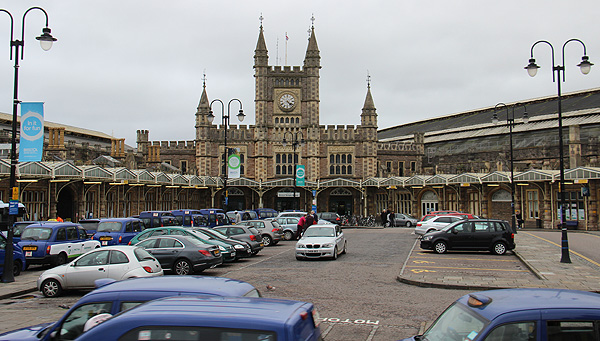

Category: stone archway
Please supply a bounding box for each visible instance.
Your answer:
[57,188,75,221]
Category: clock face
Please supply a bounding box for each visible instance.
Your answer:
[279,94,296,110]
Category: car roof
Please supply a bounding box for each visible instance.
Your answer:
[99,217,140,222]
[24,222,81,229]
[89,276,257,297]
[92,296,311,327]
[460,288,600,319]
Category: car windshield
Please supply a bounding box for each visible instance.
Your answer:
[134,247,156,262]
[78,221,99,231]
[21,227,53,240]
[190,230,211,239]
[304,227,335,237]
[97,222,122,233]
[202,228,228,239]
[420,302,487,341]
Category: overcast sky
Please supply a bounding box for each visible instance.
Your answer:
[1,1,599,147]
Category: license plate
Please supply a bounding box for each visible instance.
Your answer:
[259,243,264,247]
[307,250,320,254]
[99,236,112,241]
[101,241,108,246]
[22,246,37,251]
[25,251,32,257]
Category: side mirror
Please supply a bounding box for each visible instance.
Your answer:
[452,229,458,234]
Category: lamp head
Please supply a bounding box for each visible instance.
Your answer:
[525,58,539,77]
[207,111,215,124]
[578,55,593,75]
[36,27,57,51]
[282,138,288,147]
[491,113,499,125]
[237,109,245,122]
[522,111,529,124]
[300,138,306,146]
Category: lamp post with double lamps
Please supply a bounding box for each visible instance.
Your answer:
[282,131,305,211]
[492,103,529,231]
[0,7,57,283]
[208,99,244,213]
[525,39,593,263]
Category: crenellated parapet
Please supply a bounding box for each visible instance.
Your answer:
[377,141,419,152]
[321,125,360,141]
[153,140,196,150]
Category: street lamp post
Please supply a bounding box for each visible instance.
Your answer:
[525,39,593,263]
[492,103,529,231]
[282,131,304,211]
[0,7,56,283]
[207,99,244,213]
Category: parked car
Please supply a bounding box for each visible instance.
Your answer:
[238,219,283,246]
[0,232,26,277]
[128,226,236,262]
[318,212,342,225]
[296,224,347,260]
[199,208,231,227]
[420,211,475,222]
[226,210,258,222]
[18,222,100,267]
[194,227,253,259]
[11,221,43,243]
[420,218,516,255]
[414,215,465,235]
[400,288,600,341]
[37,245,163,297]
[269,216,300,241]
[0,276,261,341]
[75,296,321,341]
[170,209,202,226]
[91,217,145,246]
[277,211,307,219]
[77,218,101,238]
[254,207,279,219]
[213,225,264,255]
[135,235,222,275]
[391,213,418,227]
[138,211,178,228]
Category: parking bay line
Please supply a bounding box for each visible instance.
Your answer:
[222,248,293,276]
[405,265,529,272]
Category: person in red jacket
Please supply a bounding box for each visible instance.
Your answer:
[296,215,306,240]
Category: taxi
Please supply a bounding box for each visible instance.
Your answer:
[91,217,144,246]
[17,222,100,266]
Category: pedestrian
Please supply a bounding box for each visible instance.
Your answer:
[234,210,242,224]
[312,210,318,223]
[303,213,315,235]
[380,210,387,227]
[296,215,306,240]
[516,211,523,229]
[387,210,395,227]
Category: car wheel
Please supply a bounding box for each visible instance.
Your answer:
[41,279,62,298]
[12,260,22,277]
[284,231,294,241]
[262,235,272,247]
[54,253,68,266]
[433,241,447,254]
[341,241,347,254]
[174,259,192,275]
[405,221,412,227]
[332,247,338,260]
[492,242,507,255]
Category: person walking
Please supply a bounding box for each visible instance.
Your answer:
[387,210,395,227]
[296,215,306,240]
[234,210,242,224]
[380,210,388,227]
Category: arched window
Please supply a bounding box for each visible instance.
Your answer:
[288,165,293,174]
[285,117,289,123]
[348,165,352,174]
[330,165,335,174]
[341,154,346,163]
[336,166,340,174]
[276,165,281,175]
[336,154,340,163]
[341,165,346,174]
[347,154,352,163]
[275,117,279,124]
[276,154,280,163]
[330,155,335,163]
[296,118,299,124]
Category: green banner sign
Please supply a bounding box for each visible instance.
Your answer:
[296,165,305,186]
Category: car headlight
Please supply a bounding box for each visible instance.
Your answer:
[234,244,244,250]
[218,245,226,251]
[422,236,432,241]
[296,243,305,248]
[322,243,334,248]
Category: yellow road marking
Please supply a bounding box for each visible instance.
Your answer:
[405,265,528,272]
[411,255,516,263]
[523,231,600,268]
[411,269,437,273]
[413,260,435,264]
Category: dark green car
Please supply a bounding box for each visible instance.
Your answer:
[129,226,236,262]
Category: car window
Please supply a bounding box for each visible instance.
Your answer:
[473,221,490,232]
[124,222,132,233]
[120,327,276,341]
[170,229,186,236]
[484,321,536,341]
[149,229,167,237]
[76,250,110,266]
[67,227,79,240]
[97,222,123,233]
[109,250,129,264]
[58,301,113,340]
[56,228,67,241]
[132,221,143,233]
[248,227,260,234]
[437,217,450,223]
[231,227,245,234]
[136,239,157,249]
[453,222,472,234]
[157,238,181,248]
[120,301,145,312]
[21,227,53,240]
[134,247,155,261]
[547,321,595,341]
[492,221,508,232]
[77,227,88,239]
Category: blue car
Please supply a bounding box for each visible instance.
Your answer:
[401,288,600,341]
[75,295,321,341]
[170,209,202,226]
[17,222,100,266]
[0,232,26,276]
[91,217,144,246]
[0,276,261,341]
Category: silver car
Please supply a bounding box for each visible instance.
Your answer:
[296,224,347,260]
[37,245,163,297]
[392,213,418,227]
[238,219,283,246]
[414,215,465,235]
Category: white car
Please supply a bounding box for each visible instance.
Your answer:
[414,215,465,235]
[296,224,346,260]
[37,245,163,297]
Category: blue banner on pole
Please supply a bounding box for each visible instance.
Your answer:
[19,102,45,162]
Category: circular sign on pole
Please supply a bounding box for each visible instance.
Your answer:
[228,154,241,169]
[20,111,44,141]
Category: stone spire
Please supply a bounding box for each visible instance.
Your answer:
[361,73,377,127]
[196,73,211,126]
[254,15,268,67]
[303,15,320,68]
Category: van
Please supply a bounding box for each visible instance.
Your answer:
[170,209,202,227]
[254,208,278,219]
[198,208,231,228]
[138,211,178,228]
